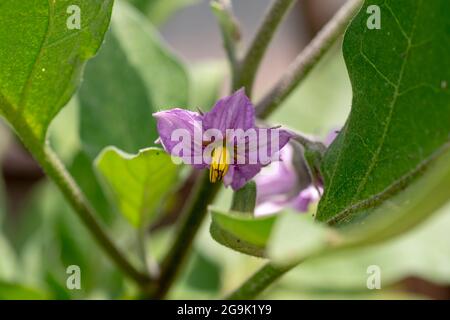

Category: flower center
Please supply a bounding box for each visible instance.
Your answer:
[209,144,230,183]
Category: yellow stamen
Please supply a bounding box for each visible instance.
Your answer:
[209,145,230,183]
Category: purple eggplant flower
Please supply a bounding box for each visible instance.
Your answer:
[254,129,338,216]
[254,144,321,216]
[153,89,294,190]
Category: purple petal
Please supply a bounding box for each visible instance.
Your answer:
[290,186,321,212]
[255,144,297,204]
[325,129,339,147]
[223,164,262,191]
[254,201,286,217]
[203,88,255,133]
[153,109,205,167]
[244,128,295,166]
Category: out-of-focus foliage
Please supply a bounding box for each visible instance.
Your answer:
[0,122,11,158]
[127,0,200,26]
[79,1,189,159]
[0,175,17,282]
[189,61,227,110]
[4,182,128,299]
[279,202,450,294]
[267,212,333,265]
[0,282,47,300]
[96,147,180,228]
[270,46,352,138]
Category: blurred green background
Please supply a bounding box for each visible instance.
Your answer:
[1,0,449,299]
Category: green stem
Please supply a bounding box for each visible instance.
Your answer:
[256,0,363,119]
[233,0,296,94]
[29,143,151,286]
[211,0,241,83]
[137,225,159,278]
[1,90,151,288]
[226,262,294,299]
[230,181,257,215]
[152,172,221,299]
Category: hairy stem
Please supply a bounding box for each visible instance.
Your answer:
[0,90,151,288]
[211,0,241,83]
[226,263,294,299]
[233,0,296,94]
[152,172,221,299]
[256,0,363,118]
[31,144,151,286]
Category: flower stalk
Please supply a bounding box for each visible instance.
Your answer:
[233,0,296,94]
[151,171,222,299]
[211,0,241,82]
[256,0,363,119]
[27,143,151,286]
[226,262,294,299]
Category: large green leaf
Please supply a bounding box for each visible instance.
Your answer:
[317,0,450,225]
[79,0,189,159]
[209,209,277,257]
[269,143,450,266]
[0,0,113,144]
[95,147,179,228]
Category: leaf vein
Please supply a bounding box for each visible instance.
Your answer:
[351,0,422,200]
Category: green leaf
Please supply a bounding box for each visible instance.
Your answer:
[317,0,450,225]
[79,0,189,159]
[271,144,450,268]
[0,0,113,144]
[209,209,277,257]
[342,142,450,245]
[95,147,179,228]
[127,0,200,26]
